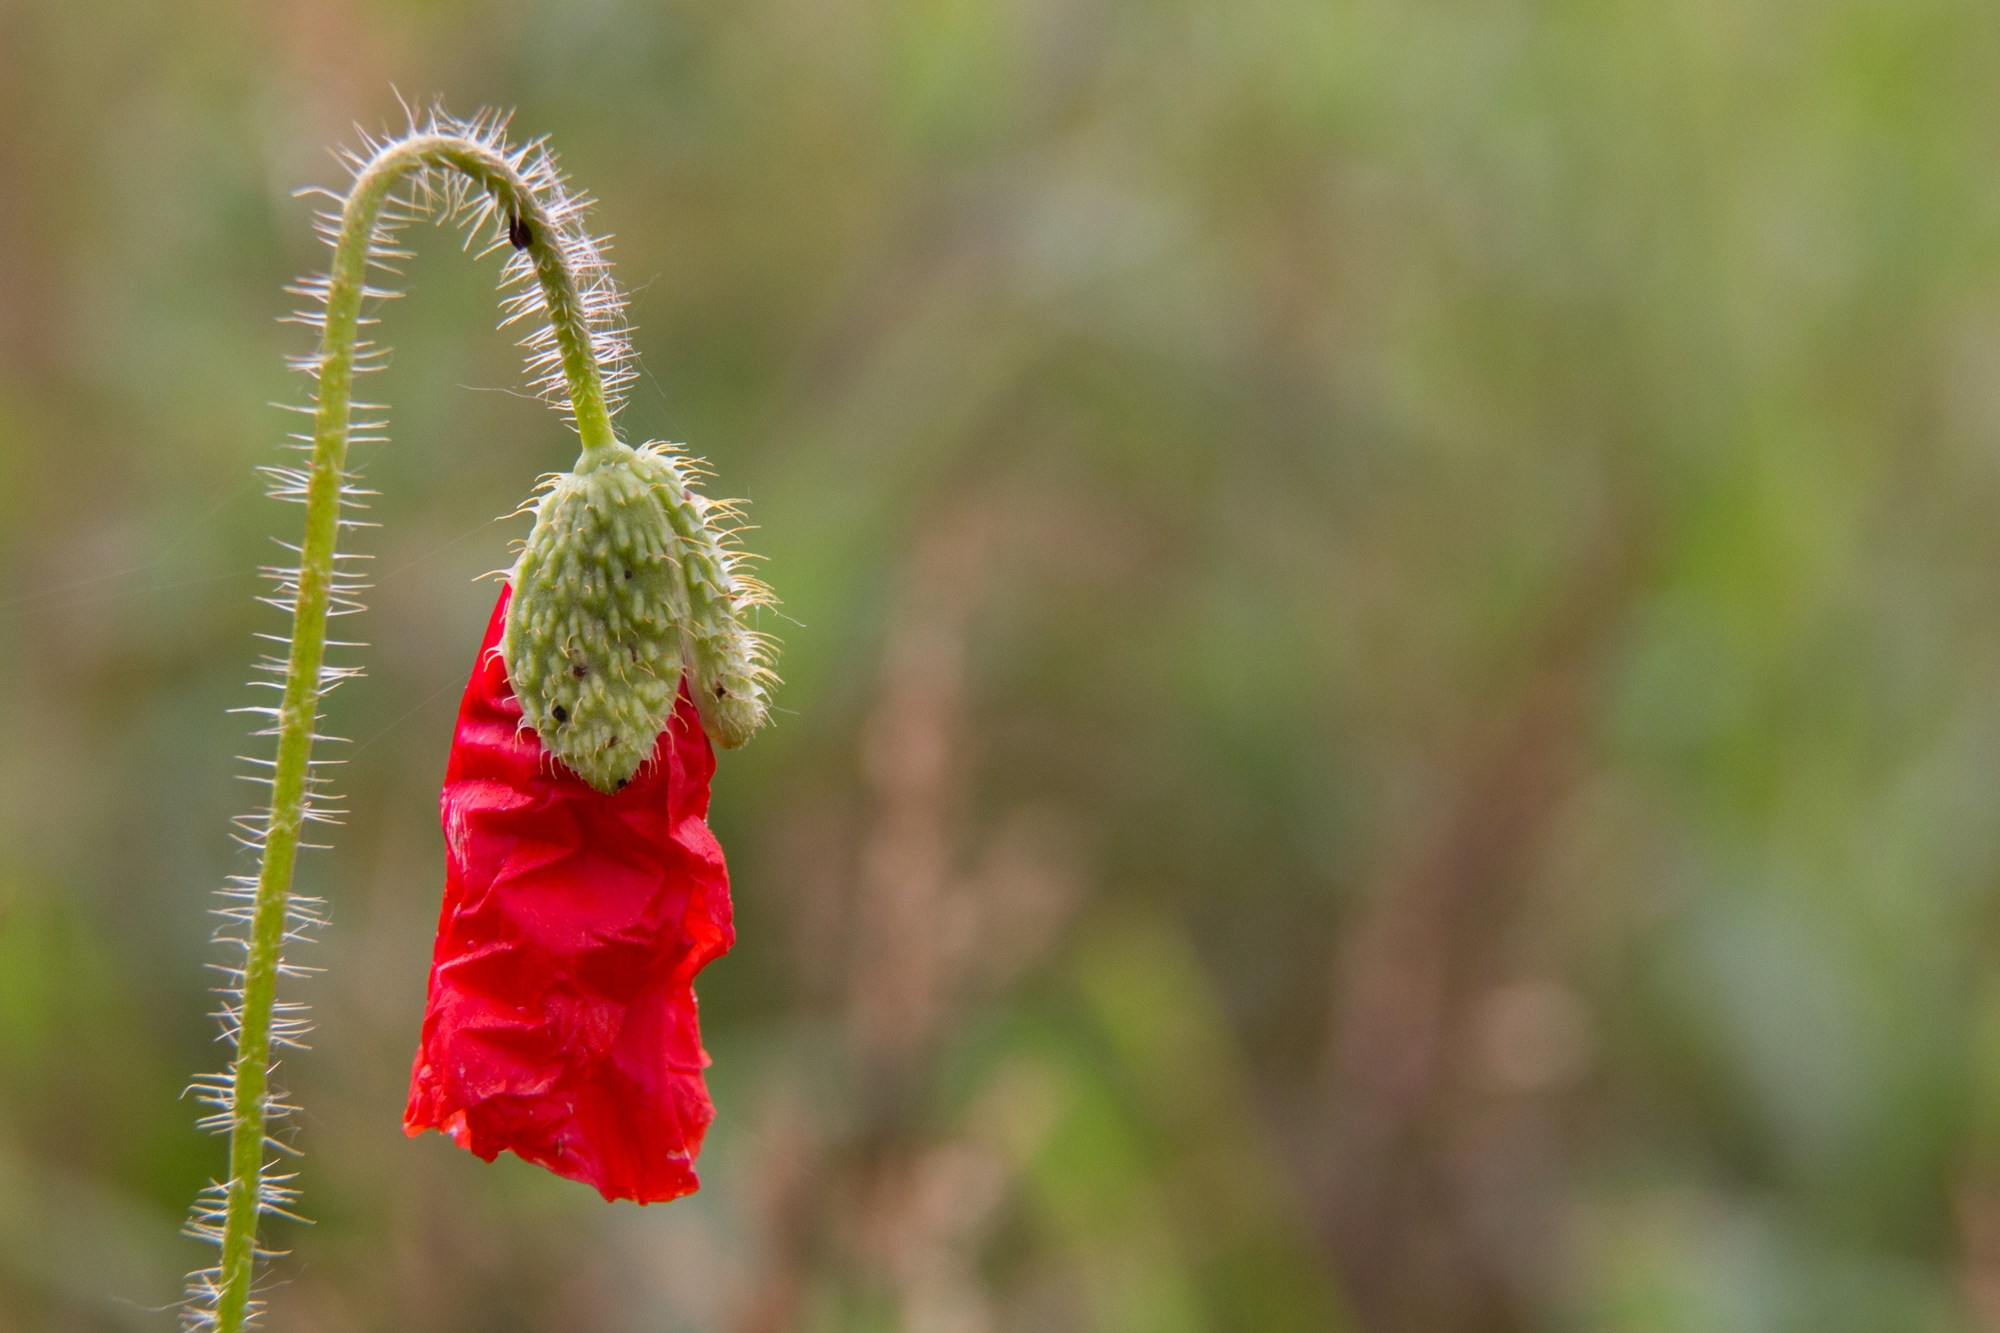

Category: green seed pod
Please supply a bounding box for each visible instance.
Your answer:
[503,441,775,790]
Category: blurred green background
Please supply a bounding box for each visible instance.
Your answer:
[5,0,2000,1329]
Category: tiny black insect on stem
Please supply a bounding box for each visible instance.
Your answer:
[508,214,533,250]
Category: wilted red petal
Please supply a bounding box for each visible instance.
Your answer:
[404,585,734,1203]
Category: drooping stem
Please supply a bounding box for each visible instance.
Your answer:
[207,128,618,1333]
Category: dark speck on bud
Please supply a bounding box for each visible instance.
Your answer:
[571,663,588,679]
[551,705,568,723]
[508,214,533,250]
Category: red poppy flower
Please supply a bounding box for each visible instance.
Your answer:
[404,585,734,1203]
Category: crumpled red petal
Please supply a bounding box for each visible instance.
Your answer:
[404,584,734,1203]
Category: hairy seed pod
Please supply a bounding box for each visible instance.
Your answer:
[503,441,774,790]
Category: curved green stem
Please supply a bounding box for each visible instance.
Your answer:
[210,131,616,1333]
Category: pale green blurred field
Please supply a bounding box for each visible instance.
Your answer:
[5,1,2000,1330]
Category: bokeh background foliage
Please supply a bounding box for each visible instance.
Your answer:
[3,0,2000,1329]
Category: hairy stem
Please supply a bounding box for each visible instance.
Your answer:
[210,130,616,1333]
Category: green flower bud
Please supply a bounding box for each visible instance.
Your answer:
[651,457,777,751]
[503,441,775,791]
